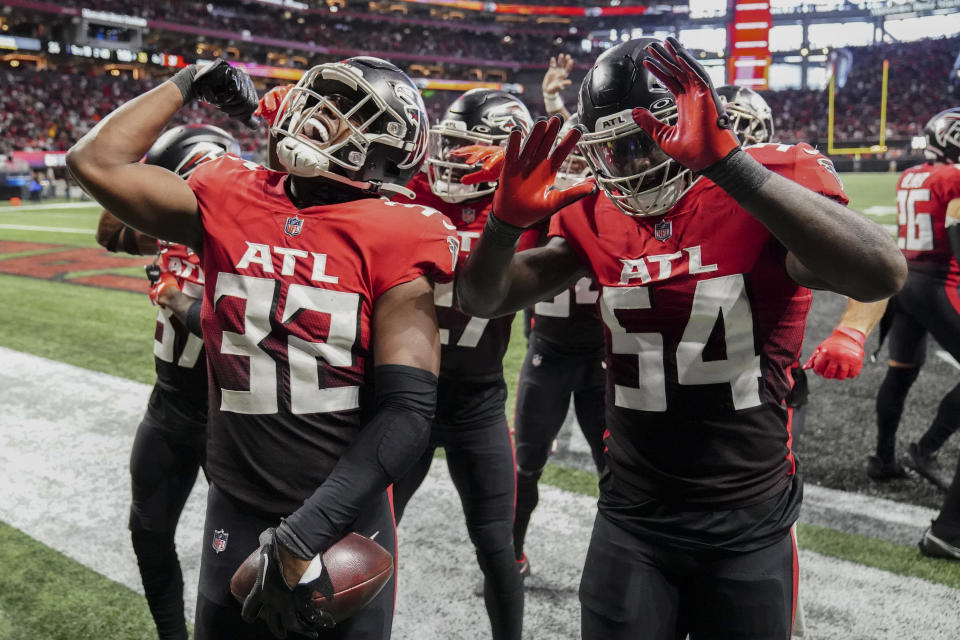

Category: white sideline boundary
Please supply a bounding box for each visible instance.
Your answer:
[0,347,956,639]
[0,223,97,234]
[0,201,101,212]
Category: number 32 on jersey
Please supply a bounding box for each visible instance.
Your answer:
[600,273,762,412]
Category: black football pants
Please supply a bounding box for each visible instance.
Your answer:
[194,484,396,640]
[513,332,606,560]
[128,398,205,640]
[392,378,522,640]
[579,511,797,640]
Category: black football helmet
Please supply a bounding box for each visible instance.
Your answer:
[427,88,533,203]
[144,124,239,177]
[271,57,429,197]
[577,38,697,217]
[923,108,960,164]
[716,85,774,145]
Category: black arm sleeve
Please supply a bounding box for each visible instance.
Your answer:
[185,298,203,338]
[948,224,960,265]
[277,364,437,557]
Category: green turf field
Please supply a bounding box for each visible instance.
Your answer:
[5,177,959,638]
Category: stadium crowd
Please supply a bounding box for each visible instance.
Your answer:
[763,37,960,146]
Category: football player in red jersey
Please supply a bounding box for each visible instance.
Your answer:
[457,38,905,638]
[390,89,534,640]
[95,124,238,640]
[863,108,960,493]
[68,57,457,639]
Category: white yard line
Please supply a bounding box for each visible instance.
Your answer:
[0,347,956,639]
[0,202,101,212]
[0,223,96,234]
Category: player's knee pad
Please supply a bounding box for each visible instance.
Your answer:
[468,520,514,557]
[515,443,551,473]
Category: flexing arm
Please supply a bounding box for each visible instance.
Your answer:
[633,37,906,302]
[96,210,158,255]
[68,60,258,250]
[272,277,441,582]
[67,82,202,248]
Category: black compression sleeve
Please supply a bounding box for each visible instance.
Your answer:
[185,298,203,338]
[947,223,960,265]
[119,227,142,256]
[279,364,437,557]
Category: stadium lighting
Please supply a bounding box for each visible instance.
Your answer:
[799,47,809,56]
[10,60,19,67]
[821,47,829,54]
[330,5,338,11]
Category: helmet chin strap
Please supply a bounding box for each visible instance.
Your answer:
[276,136,416,200]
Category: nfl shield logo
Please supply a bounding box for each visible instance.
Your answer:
[284,216,303,238]
[212,529,229,554]
[532,353,542,367]
[461,207,476,223]
[654,220,672,242]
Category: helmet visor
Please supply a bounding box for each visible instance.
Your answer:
[580,121,694,217]
[427,127,501,201]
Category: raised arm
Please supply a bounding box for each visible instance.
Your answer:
[456,117,595,318]
[542,53,574,120]
[67,60,258,250]
[633,38,906,302]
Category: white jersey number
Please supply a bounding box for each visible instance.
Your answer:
[212,273,360,415]
[434,281,489,348]
[534,277,599,318]
[600,274,762,413]
[154,308,203,368]
[897,188,933,251]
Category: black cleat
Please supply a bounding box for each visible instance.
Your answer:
[904,443,951,491]
[866,455,908,481]
[919,527,960,560]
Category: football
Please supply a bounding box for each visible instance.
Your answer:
[230,532,394,624]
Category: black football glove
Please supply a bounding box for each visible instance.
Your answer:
[170,58,259,126]
[241,528,336,639]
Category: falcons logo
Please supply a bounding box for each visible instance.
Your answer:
[482,104,532,136]
[174,142,228,177]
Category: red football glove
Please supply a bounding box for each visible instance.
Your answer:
[803,327,867,380]
[631,37,740,172]
[149,272,180,307]
[491,116,595,228]
[254,84,294,127]
[451,145,505,185]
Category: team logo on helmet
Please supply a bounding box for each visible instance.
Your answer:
[174,142,229,177]
[212,529,229,554]
[284,216,304,238]
[654,220,673,242]
[481,103,532,136]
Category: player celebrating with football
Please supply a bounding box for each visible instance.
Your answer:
[458,37,905,638]
[67,57,457,639]
[95,123,238,640]
[391,88,535,640]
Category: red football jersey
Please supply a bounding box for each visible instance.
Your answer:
[189,157,458,515]
[895,162,960,278]
[549,143,847,509]
[407,172,536,382]
[152,242,207,417]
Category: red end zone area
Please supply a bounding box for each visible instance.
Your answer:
[0,241,152,293]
